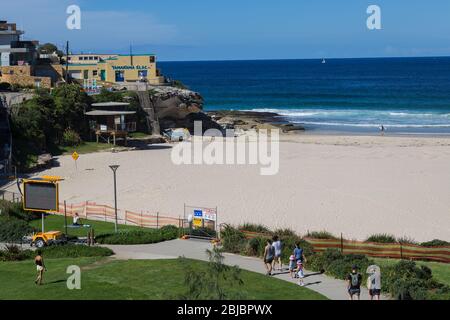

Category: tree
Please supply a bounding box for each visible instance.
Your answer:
[38,43,64,57]
[179,246,245,300]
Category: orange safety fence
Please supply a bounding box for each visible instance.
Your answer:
[304,238,450,263]
[55,201,181,229]
[237,230,449,263]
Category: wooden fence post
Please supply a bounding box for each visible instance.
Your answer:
[140,211,143,228]
[400,242,403,260]
[157,212,159,229]
[340,233,344,254]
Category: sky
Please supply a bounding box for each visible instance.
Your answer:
[2,0,450,61]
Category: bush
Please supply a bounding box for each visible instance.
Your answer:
[37,244,114,258]
[397,236,418,245]
[305,230,337,239]
[245,237,266,256]
[238,223,271,234]
[95,227,179,245]
[62,128,81,146]
[0,217,35,242]
[382,260,438,300]
[308,249,373,283]
[420,239,450,247]
[0,200,40,221]
[220,225,246,254]
[365,233,397,243]
[0,244,33,261]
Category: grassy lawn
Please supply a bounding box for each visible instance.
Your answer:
[0,258,327,300]
[373,257,450,287]
[128,132,151,139]
[29,214,144,237]
[56,142,113,155]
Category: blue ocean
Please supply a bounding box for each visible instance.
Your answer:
[159,57,450,134]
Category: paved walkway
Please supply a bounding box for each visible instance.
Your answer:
[104,239,387,300]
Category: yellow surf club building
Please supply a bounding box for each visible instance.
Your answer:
[66,53,165,85]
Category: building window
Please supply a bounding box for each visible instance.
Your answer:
[115,70,125,82]
[149,56,155,63]
[93,70,98,77]
[89,56,94,60]
[79,57,84,61]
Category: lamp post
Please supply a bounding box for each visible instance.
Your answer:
[109,165,120,233]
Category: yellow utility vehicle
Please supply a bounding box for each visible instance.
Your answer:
[31,231,67,248]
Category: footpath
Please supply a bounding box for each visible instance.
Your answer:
[104,238,388,300]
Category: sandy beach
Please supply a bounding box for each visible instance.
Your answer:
[13,134,450,242]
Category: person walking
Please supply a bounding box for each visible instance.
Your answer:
[263,239,275,276]
[34,250,47,285]
[293,242,307,264]
[347,265,362,300]
[272,235,282,271]
[367,265,382,300]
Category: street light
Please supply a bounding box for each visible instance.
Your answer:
[109,165,120,233]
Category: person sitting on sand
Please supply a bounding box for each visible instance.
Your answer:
[263,239,275,276]
[73,213,82,226]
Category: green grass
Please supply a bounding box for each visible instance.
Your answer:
[29,215,144,237]
[56,142,113,155]
[0,258,327,300]
[373,257,450,287]
[128,132,151,139]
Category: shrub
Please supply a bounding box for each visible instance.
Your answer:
[0,244,33,261]
[238,223,271,234]
[220,225,246,254]
[382,260,437,300]
[0,200,42,221]
[0,217,35,242]
[305,230,337,239]
[273,228,297,238]
[95,227,179,245]
[420,239,450,247]
[365,233,396,243]
[308,249,373,284]
[62,128,81,146]
[245,237,266,256]
[397,236,418,245]
[38,244,114,258]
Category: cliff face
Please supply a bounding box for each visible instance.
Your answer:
[148,86,222,133]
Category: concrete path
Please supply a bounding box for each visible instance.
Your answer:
[104,239,387,300]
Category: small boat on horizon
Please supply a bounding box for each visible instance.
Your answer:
[322,58,326,64]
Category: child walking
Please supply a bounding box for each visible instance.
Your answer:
[296,260,305,286]
[288,255,296,279]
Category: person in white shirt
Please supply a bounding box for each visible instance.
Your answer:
[272,235,283,271]
[73,213,82,226]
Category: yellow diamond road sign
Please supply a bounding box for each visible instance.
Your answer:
[72,151,79,161]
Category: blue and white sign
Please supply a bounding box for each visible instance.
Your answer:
[194,210,203,217]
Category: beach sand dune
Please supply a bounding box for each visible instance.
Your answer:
[20,135,450,242]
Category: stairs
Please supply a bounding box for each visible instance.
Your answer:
[0,98,12,175]
[137,88,160,135]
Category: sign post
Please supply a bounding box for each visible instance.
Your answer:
[22,176,61,233]
[72,151,79,171]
